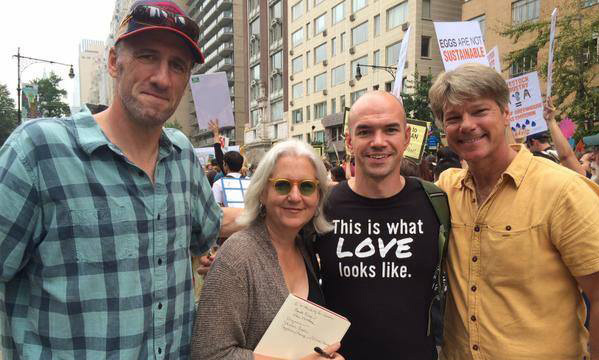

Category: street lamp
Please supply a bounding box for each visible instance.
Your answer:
[13,47,75,123]
[355,63,397,81]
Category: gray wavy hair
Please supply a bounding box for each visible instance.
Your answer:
[237,139,333,234]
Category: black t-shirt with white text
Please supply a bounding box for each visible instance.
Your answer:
[316,178,439,359]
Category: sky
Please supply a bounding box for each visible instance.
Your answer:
[0,1,116,108]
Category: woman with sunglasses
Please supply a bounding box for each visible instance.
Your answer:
[192,140,343,360]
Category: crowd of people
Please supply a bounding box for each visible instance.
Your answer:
[1,1,599,359]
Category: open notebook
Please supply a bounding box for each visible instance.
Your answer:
[254,294,351,359]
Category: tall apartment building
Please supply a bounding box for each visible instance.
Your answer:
[242,0,290,165]
[287,0,461,162]
[188,0,248,147]
[78,40,104,108]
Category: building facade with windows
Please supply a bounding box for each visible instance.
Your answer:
[188,0,248,146]
[243,0,290,165]
[78,40,105,109]
[286,0,461,162]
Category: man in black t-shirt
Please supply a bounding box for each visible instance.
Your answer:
[316,91,441,359]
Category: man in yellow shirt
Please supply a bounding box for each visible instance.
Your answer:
[429,63,599,360]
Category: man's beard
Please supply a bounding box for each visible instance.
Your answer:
[120,90,173,128]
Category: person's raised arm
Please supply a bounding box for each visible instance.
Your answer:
[544,99,585,175]
[209,119,225,173]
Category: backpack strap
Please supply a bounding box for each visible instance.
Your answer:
[414,177,451,337]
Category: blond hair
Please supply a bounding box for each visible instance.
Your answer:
[429,63,509,127]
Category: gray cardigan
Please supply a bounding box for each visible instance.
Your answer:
[190,220,321,359]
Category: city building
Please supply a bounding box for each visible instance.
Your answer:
[77,39,104,109]
[188,0,249,147]
[286,0,462,162]
[242,0,290,165]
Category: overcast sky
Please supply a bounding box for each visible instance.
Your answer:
[0,1,116,108]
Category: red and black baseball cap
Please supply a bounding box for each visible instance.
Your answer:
[116,0,204,64]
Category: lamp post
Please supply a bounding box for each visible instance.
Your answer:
[13,48,75,123]
[355,63,397,81]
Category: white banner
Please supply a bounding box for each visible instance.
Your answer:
[189,72,235,130]
[546,8,558,98]
[486,46,501,73]
[433,21,488,71]
[392,25,411,98]
[507,72,547,136]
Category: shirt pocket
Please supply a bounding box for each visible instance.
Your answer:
[481,224,537,286]
[70,206,140,262]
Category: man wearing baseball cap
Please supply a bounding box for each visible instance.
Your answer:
[0,1,237,358]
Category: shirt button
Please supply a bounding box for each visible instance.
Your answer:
[473,344,479,351]
[471,285,477,292]
[472,256,478,262]
[506,225,512,231]
[158,258,163,266]
[471,315,477,321]
[158,303,163,310]
[474,225,480,232]
[158,347,162,354]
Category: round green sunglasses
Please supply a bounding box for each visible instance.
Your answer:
[268,178,319,196]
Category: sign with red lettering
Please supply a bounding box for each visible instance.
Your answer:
[487,46,501,73]
[507,72,547,136]
[433,21,488,71]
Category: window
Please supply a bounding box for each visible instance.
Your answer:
[250,18,261,58]
[512,0,540,24]
[306,50,311,68]
[306,105,311,120]
[314,102,327,119]
[250,64,260,80]
[292,1,304,20]
[270,3,283,43]
[350,89,366,104]
[271,51,283,71]
[332,64,346,86]
[385,81,392,92]
[315,13,326,35]
[332,1,345,24]
[292,82,304,99]
[331,37,337,56]
[314,43,327,64]
[292,28,305,47]
[292,109,303,123]
[250,83,260,102]
[373,49,381,65]
[271,100,284,121]
[250,109,260,127]
[270,1,282,18]
[314,130,325,144]
[340,32,346,52]
[352,22,368,46]
[315,0,325,5]
[293,134,304,140]
[331,98,337,113]
[386,41,401,66]
[421,36,431,58]
[306,78,312,94]
[306,23,311,39]
[340,95,346,109]
[510,47,538,77]
[470,14,486,39]
[331,125,343,141]
[292,55,304,73]
[249,0,259,13]
[582,0,599,7]
[314,72,327,91]
[271,73,282,94]
[352,0,367,13]
[351,55,368,78]
[374,15,380,37]
[422,0,431,19]
[387,2,408,30]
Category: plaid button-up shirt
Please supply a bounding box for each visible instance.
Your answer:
[0,113,222,359]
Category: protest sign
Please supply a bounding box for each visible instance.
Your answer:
[487,46,501,73]
[193,145,240,166]
[189,72,235,130]
[546,8,558,98]
[507,72,547,136]
[404,119,429,162]
[392,25,411,98]
[433,21,488,71]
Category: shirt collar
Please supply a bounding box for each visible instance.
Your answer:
[457,144,533,189]
[73,111,182,156]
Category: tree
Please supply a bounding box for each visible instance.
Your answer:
[500,0,599,140]
[0,83,18,146]
[401,66,434,123]
[164,121,183,130]
[32,71,71,118]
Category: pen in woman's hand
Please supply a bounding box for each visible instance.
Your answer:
[314,346,335,359]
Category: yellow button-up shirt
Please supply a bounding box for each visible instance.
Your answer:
[438,145,599,360]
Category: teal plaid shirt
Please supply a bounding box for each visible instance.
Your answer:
[0,112,222,359]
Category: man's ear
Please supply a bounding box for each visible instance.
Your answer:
[501,106,511,127]
[345,130,353,153]
[108,47,119,79]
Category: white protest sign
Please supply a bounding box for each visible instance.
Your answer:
[507,72,547,136]
[189,72,235,130]
[546,8,558,98]
[433,21,488,71]
[487,46,502,73]
[392,25,411,98]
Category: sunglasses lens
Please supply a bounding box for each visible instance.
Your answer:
[299,181,317,196]
[273,180,292,195]
[131,5,199,42]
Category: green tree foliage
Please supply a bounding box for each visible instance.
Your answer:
[0,83,18,146]
[500,0,599,139]
[401,66,434,123]
[32,72,71,118]
[164,121,182,130]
